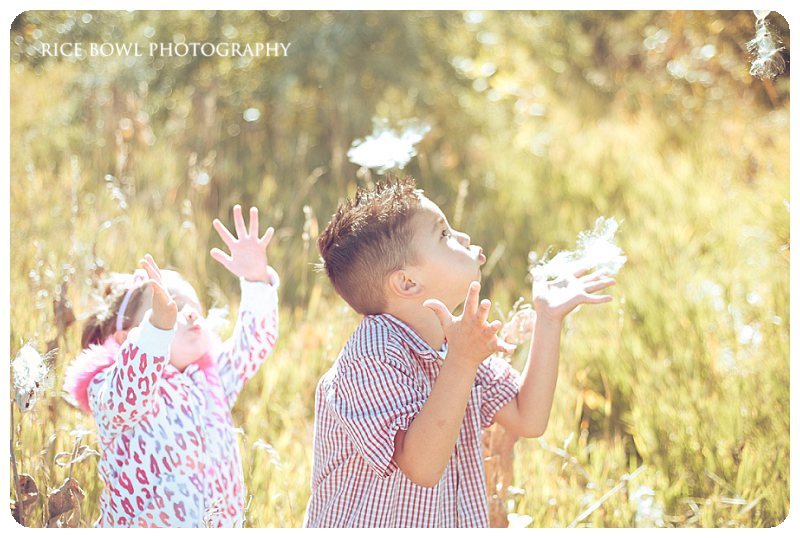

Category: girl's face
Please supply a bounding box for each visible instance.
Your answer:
[166,278,211,371]
[130,272,211,371]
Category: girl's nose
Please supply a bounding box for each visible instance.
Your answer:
[180,305,199,323]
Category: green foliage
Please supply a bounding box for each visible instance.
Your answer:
[9,10,789,528]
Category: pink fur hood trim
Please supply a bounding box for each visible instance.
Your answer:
[62,336,119,414]
[63,334,219,414]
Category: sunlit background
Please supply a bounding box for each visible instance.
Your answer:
[8,10,790,528]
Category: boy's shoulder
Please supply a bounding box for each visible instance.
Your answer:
[353,313,432,349]
[336,313,439,369]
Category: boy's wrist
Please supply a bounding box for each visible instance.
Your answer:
[535,311,564,326]
[440,348,484,375]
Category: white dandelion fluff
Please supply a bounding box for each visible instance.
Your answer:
[11,344,51,413]
[347,118,431,173]
[746,11,786,80]
[530,217,626,280]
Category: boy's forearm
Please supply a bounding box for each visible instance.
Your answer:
[513,315,564,437]
[392,358,478,487]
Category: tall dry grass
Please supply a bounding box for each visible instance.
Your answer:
[8,57,789,528]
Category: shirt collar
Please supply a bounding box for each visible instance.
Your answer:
[370,313,443,363]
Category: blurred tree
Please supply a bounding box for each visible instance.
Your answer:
[10,10,788,306]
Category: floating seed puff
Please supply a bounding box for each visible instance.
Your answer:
[747,11,786,80]
[500,217,626,349]
[11,344,51,412]
[530,216,626,281]
[347,118,431,173]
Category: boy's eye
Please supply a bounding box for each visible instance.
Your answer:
[441,229,451,239]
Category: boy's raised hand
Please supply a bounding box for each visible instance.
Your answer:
[530,267,616,322]
[140,254,177,331]
[211,205,274,283]
[424,282,515,369]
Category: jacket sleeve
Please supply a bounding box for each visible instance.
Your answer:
[86,316,174,438]
[214,265,279,407]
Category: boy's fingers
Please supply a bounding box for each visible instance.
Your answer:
[585,278,616,294]
[581,268,611,281]
[572,266,590,278]
[494,338,516,354]
[477,299,491,323]
[584,294,613,303]
[423,299,453,329]
[462,282,481,319]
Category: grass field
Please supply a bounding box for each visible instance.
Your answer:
[8,56,790,528]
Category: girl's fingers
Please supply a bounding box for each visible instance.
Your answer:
[209,247,232,264]
[260,226,275,246]
[213,219,237,247]
[248,207,260,238]
[233,205,247,239]
[140,255,160,283]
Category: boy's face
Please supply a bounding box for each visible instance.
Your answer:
[408,196,486,309]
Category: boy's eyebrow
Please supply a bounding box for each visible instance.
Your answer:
[432,216,445,233]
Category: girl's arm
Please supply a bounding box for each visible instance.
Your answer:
[89,255,178,436]
[88,318,173,436]
[209,204,279,406]
[214,270,279,407]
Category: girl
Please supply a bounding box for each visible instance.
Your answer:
[63,205,279,527]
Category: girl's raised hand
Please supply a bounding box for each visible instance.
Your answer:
[211,205,274,282]
[140,254,177,331]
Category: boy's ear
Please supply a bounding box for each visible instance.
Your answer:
[113,330,128,345]
[387,269,423,299]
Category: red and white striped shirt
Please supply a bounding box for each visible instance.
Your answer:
[303,313,520,527]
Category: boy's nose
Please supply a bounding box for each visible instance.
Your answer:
[456,231,471,248]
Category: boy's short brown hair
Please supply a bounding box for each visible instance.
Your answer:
[317,176,423,315]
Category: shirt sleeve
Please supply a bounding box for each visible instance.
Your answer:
[474,355,521,429]
[326,348,426,479]
[87,316,174,438]
[214,265,279,408]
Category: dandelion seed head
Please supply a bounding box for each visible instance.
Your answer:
[747,13,786,80]
[531,217,626,280]
[347,118,431,173]
[12,344,50,412]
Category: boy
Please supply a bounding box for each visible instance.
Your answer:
[304,177,615,527]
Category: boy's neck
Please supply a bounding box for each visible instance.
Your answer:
[383,302,446,351]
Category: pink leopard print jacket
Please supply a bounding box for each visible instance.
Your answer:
[66,272,278,527]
